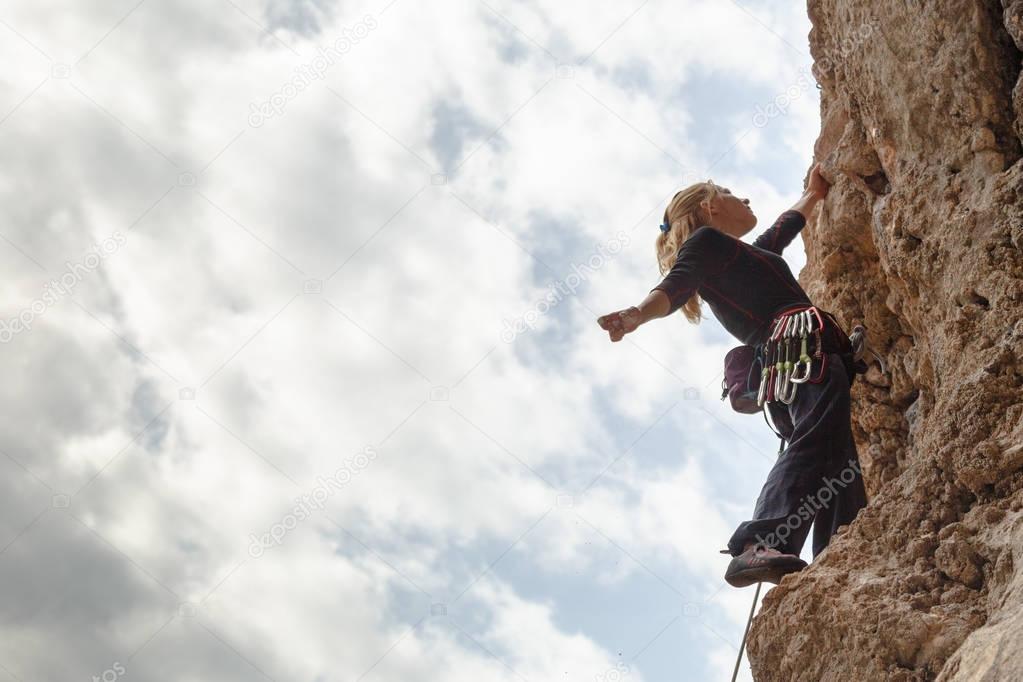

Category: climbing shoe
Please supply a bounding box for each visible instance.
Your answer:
[722,543,807,588]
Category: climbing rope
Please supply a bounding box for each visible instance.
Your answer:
[732,423,777,678]
[731,581,762,682]
[734,408,785,679]
[761,400,787,455]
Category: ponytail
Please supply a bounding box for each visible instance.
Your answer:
[654,181,719,324]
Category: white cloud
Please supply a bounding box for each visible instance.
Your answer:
[0,0,815,679]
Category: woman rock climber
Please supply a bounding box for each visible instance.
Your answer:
[596,163,868,588]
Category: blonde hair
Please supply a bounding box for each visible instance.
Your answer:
[655,180,721,324]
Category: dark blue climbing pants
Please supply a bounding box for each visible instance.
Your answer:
[725,351,868,559]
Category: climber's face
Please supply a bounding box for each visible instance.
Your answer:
[705,185,757,237]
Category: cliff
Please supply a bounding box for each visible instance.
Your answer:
[745,1,1023,679]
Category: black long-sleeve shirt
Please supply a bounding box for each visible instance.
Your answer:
[650,210,812,346]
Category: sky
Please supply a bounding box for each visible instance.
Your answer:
[0,1,822,680]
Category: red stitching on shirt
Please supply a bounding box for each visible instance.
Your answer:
[761,214,783,252]
[755,210,804,254]
[715,239,741,275]
[700,282,762,323]
[650,284,693,313]
[744,247,807,299]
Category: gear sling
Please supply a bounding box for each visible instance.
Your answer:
[720,303,864,450]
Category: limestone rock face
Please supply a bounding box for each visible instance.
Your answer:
[745,2,1023,680]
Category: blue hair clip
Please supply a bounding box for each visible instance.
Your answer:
[659,221,671,233]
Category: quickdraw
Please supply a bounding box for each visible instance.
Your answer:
[757,305,828,407]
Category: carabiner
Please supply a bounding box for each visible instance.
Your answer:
[778,367,800,403]
[775,316,795,399]
[790,311,814,384]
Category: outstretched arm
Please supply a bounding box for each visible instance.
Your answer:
[596,290,672,342]
[597,226,728,342]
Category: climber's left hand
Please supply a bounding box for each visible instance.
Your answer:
[808,162,831,199]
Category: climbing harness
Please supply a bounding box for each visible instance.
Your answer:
[721,305,844,416]
[721,304,891,456]
[719,304,884,471]
[757,305,830,408]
